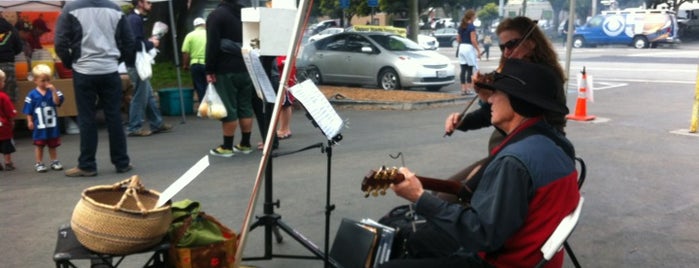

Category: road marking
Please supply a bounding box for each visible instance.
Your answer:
[628,50,699,57]
[567,117,611,124]
[670,129,699,137]
[590,81,627,91]
[589,77,695,84]
[566,65,697,73]
[566,81,627,93]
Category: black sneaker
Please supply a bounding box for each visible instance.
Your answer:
[209,146,234,157]
[233,144,253,154]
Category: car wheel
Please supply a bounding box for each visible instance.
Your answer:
[305,66,322,85]
[451,39,459,48]
[573,36,585,48]
[632,36,648,49]
[378,68,400,90]
[426,86,442,92]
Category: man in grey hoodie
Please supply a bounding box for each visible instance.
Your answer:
[55,0,135,177]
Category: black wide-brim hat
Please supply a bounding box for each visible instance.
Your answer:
[475,59,569,114]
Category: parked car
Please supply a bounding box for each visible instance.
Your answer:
[431,18,456,29]
[308,27,345,43]
[417,34,439,50]
[310,19,341,35]
[431,28,459,47]
[298,32,455,91]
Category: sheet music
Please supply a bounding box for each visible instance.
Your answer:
[242,49,277,103]
[289,80,343,140]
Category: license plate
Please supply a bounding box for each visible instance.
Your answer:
[436,70,446,78]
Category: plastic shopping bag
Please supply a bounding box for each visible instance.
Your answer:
[136,42,153,81]
[198,83,228,119]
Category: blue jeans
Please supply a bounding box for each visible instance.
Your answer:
[127,67,163,132]
[190,64,207,101]
[72,71,130,171]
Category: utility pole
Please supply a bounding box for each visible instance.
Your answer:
[410,0,418,41]
[592,0,598,17]
[564,0,576,83]
[499,0,505,17]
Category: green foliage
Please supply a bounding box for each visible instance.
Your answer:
[151,62,193,91]
[477,3,500,30]
[319,0,374,22]
[380,0,409,14]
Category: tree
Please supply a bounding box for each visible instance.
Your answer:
[319,0,374,25]
[548,0,592,38]
[477,3,499,32]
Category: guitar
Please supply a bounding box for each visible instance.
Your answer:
[361,166,465,198]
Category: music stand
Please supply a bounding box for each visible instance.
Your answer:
[242,81,343,268]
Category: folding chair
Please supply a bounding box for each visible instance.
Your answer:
[535,196,584,268]
[561,157,587,267]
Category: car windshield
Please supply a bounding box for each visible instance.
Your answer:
[368,34,423,51]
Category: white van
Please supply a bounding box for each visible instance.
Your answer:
[573,9,680,48]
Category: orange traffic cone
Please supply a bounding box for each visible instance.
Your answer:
[567,67,596,121]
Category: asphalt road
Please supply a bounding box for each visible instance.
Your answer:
[2,41,698,267]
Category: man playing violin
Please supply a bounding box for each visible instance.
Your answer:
[382,59,580,268]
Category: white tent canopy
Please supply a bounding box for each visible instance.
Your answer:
[0,1,66,11]
[0,1,155,12]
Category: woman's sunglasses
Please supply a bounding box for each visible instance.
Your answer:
[499,39,521,52]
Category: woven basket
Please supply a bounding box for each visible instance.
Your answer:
[71,175,172,255]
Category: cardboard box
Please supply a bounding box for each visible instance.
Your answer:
[13,77,131,120]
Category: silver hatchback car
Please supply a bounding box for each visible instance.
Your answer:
[298,32,455,91]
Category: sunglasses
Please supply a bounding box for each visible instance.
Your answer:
[499,38,521,52]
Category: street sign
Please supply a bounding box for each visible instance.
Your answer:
[340,0,349,9]
[368,0,378,8]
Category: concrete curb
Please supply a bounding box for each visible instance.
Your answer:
[329,95,475,110]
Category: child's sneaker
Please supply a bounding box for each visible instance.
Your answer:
[4,162,15,171]
[35,163,48,173]
[209,146,234,157]
[50,160,64,171]
[233,144,253,154]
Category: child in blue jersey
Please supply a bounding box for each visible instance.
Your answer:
[23,64,64,173]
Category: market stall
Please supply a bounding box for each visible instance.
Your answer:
[1,0,187,121]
